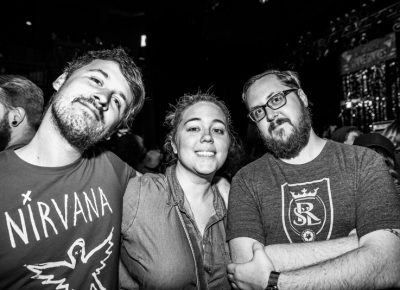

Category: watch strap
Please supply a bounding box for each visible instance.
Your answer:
[265,271,280,290]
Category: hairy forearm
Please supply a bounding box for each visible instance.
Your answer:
[265,235,359,271]
[278,232,400,290]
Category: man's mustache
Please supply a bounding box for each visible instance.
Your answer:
[269,118,292,133]
[73,96,104,122]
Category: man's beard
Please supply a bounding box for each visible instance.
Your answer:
[260,103,312,159]
[0,111,11,151]
[51,94,109,151]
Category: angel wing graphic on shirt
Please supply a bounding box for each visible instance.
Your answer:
[24,227,114,290]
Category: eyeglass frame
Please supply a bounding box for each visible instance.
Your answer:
[247,88,299,123]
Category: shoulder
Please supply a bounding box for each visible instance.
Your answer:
[326,140,380,161]
[0,149,21,170]
[125,173,168,199]
[122,173,169,233]
[85,146,136,173]
[324,140,389,177]
[236,153,273,176]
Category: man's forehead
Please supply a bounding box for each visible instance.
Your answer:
[253,74,283,90]
[77,59,121,74]
[77,59,133,103]
[247,75,283,103]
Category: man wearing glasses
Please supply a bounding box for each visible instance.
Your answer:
[226,69,400,290]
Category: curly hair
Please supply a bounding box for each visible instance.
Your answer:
[61,47,145,130]
[163,92,243,179]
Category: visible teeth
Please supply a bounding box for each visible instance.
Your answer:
[196,151,215,157]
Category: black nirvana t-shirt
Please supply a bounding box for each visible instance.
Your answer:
[0,149,135,289]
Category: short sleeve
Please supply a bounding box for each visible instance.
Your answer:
[226,170,265,244]
[356,150,400,237]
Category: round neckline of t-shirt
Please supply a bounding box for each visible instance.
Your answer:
[275,140,332,169]
[8,149,84,175]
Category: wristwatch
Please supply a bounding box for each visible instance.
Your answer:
[265,271,280,290]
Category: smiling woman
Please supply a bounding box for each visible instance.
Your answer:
[120,92,241,290]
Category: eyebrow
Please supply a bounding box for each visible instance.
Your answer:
[184,117,227,127]
[249,91,277,111]
[89,68,109,79]
[88,69,128,106]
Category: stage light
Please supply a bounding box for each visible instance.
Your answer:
[141,34,147,47]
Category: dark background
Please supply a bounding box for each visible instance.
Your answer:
[1,0,399,147]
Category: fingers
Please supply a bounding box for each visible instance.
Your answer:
[227,261,237,274]
[227,265,239,289]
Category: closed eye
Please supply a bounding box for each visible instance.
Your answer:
[112,97,121,109]
[89,76,103,87]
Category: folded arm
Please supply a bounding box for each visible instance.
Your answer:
[229,232,359,270]
[228,229,400,290]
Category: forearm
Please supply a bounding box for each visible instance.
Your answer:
[277,232,400,290]
[265,235,359,271]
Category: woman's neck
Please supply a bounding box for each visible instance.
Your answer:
[174,162,214,202]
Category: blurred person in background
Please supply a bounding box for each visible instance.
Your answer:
[0,75,44,151]
[354,132,400,194]
[330,125,361,145]
[382,119,400,171]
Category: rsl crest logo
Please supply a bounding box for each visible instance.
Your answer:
[282,178,333,243]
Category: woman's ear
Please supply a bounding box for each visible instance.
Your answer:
[53,73,67,91]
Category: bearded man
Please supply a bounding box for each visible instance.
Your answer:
[226,70,400,290]
[0,48,145,290]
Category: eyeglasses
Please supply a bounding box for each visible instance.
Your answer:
[248,88,298,123]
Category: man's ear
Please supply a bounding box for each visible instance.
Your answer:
[53,73,67,91]
[297,89,308,107]
[8,107,26,127]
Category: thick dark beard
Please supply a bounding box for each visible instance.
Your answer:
[260,103,312,159]
[51,94,107,151]
[0,111,11,151]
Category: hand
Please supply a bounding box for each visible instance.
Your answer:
[227,242,274,290]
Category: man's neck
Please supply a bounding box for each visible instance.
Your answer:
[14,112,82,167]
[7,125,35,149]
[280,129,326,165]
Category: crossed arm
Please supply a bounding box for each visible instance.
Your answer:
[227,229,400,290]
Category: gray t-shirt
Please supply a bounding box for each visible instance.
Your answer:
[227,140,400,245]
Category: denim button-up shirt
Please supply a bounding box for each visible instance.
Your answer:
[120,165,231,290]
